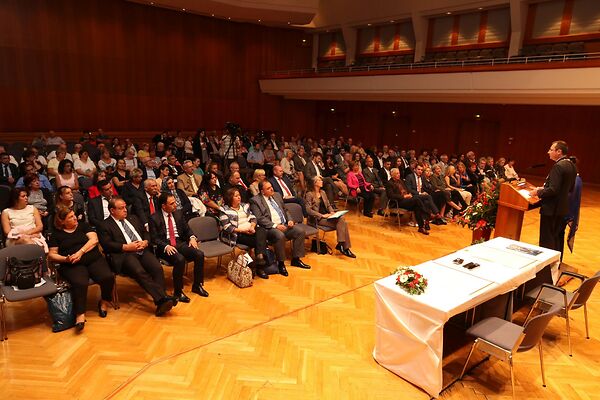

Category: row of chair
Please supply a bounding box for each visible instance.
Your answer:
[460,270,600,398]
[520,42,585,58]
[423,47,508,63]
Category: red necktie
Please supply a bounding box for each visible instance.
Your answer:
[279,177,292,197]
[149,197,155,214]
[167,214,176,246]
[240,179,247,190]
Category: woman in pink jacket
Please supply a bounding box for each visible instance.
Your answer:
[346,161,375,218]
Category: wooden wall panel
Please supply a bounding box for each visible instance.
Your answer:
[0,0,312,132]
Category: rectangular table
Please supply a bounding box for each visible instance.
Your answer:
[373,237,560,398]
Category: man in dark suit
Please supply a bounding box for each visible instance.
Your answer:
[223,171,250,203]
[304,153,336,205]
[378,159,392,186]
[404,164,445,225]
[269,165,306,216]
[362,156,388,216]
[134,178,160,226]
[250,181,310,276]
[87,180,115,228]
[0,153,19,186]
[150,193,208,302]
[530,140,578,252]
[385,168,430,235]
[98,197,175,316]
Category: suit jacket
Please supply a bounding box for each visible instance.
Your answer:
[249,192,292,229]
[87,196,109,228]
[362,166,384,188]
[378,168,392,185]
[122,182,145,207]
[222,182,250,203]
[141,167,158,182]
[385,178,410,201]
[98,215,150,273]
[293,154,308,171]
[149,209,193,251]
[304,190,334,225]
[269,175,297,198]
[0,162,19,185]
[177,173,202,197]
[404,173,423,196]
[303,160,323,180]
[539,157,577,216]
[135,192,159,225]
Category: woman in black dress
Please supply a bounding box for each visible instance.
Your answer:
[48,207,114,331]
[199,171,224,217]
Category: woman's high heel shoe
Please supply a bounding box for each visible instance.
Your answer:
[98,301,108,318]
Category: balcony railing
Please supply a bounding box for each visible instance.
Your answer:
[265,52,600,78]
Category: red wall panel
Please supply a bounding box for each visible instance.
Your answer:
[0,0,312,132]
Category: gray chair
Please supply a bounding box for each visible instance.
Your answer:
[460,305,561,398]
[284,202,321,252]
[382,199,411,229]
[188,216,235,271]
[525,270,600,356]
[0,244,58,341]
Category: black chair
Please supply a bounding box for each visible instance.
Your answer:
[0,244,58,340]
[525,270,600,356]
[188,216,235,271]
[284,202,320,251]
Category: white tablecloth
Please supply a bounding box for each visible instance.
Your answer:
[373,238,560,397]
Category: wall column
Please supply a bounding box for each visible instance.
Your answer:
[412,12,428,62]
[508,0,528,57]
[342,25,357,66]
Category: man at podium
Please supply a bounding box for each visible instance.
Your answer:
[529,140,577,253]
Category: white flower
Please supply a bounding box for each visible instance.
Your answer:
[399,274,409,283]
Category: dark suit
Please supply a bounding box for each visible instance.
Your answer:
[223,182,250,203]
[122,182,145,208]
[362,166,388,210]
[98,215,167,302]
[385,178,428,227]
[135,192,159,226]
[87,196,111,228]
[304,160,336,203]
[141,167,159,182]
[404,173,439,215]
[0,162,19,185]
[249,192,305,261]
[269,175,307,216]
[378,167,392,185]
[538,157,577,251]
[150,209,204,294]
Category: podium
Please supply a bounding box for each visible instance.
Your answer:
[494,181,540,240]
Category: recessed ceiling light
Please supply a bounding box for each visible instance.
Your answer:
[228,17,231,20]
[390,20,395,23]
[211,14,214,17]
[258,19,261,22]
[302,39,307,43]
[446,11,452,15]
[330,108,335,112]
[478,7,483,10]
[150,2,154,4]
[287,21,291,25]
[367,23,372,26]
[182,8,186,11]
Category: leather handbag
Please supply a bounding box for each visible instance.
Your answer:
[227,253,253,288]
[311,239,332,255]
[5,256,44,290]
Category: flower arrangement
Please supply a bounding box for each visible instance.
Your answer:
[457,182,500,231]
[392,266,428,295]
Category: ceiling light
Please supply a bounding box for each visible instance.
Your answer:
[392,111,396,114]
[287,21,291,25]
[446,11,452,15]
[330,108,335,112]
[211,14,215,17]
[390,20,395,23]
[302,39,307,43]
[228,17,231,20]
[367,23,372,26]
[478,7,483,10]
[258,19,261,22]
[150,2,154,4]
[182,8,186,11]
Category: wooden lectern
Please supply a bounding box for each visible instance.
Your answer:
[494,180,540,240]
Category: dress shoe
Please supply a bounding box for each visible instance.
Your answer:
[291,258,311,269]
[75,321,85,332]
[418,227,430,235]
[192,284,209,297]
[174,292,191,303]
[436,218,447,225]
[364,212,374,218]
[97,301,108,318]
[155,297,174,316]
[335,243,344,253]
[424,222,431,231]
[278,262,289,276]
[255,268,269,279]
[343,248,357,258]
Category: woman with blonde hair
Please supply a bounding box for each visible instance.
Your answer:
[444,165,471,205]
[248,168,266,197]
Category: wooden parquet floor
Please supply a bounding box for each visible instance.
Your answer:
[2,181,600,399]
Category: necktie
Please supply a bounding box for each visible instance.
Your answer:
[269,197,286,224]
[149,197,155,214]
[167,214,177,246]
[278,178,292,197]
[3,164,9,177]
[189,174,198,193]
[240,180,247,190]
[417,176,422,193]
[121,220,143,255]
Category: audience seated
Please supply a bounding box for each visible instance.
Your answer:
[269,165,306,215]
[149,192,208,302]
[404,164,445,225]
[346,161,375,218]
[177,160,206,216]
[1,187,48,249]
[55,185,86,221]
[219,187,269,279]
[305,176,354,258]
[87,180,115,228]
[56,159,79,190]
[249,180,310,276]
[385,168,430,235]
[98,197,175,316]
[48,207,114,331]
[362,156,388,216]
[249,168,266,197]
[160,176,193,220]
[1,152,20,185]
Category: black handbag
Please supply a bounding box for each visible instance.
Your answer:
[311,239,332,255]
[4,256,44,290]
[45,285,75,332]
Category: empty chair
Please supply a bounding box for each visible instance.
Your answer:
[479,49,493,59]
[520,46,537,57]
[444,51,457,61]
[460,306,561,398]
[467,49,481,60]
[456,50,469,60]
[537,44,553,56]
[188,216,235,271]
[434,52,447,62]
[492,47,507,59]
[552,43,568,55]
[424,53,435,62]
[567,41,585,54]
[525,270,600,356]
[284,202,321,252]
[0,244,58,340]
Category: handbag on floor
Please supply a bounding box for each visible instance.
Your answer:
[262,248,280,275]
[227,253,253,288]
[311,239,332,255]
[45,284,75,332]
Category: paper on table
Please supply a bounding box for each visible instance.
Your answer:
[518,189,531,198]
[328,210,349,219]
[463,245,535,270]
[434,251,523,284]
